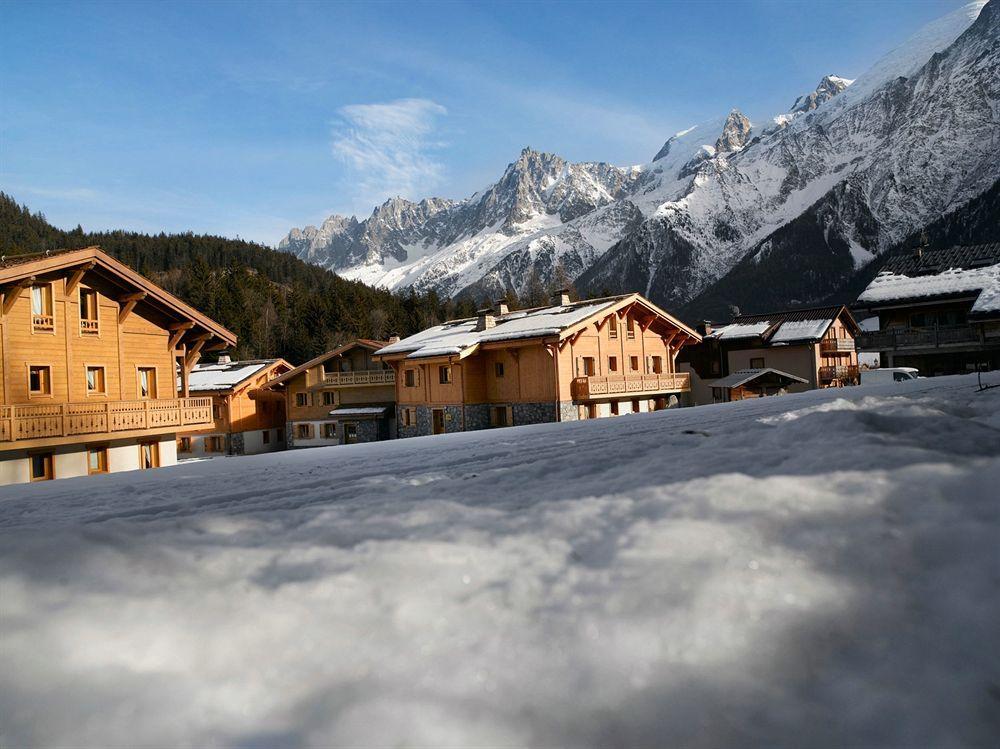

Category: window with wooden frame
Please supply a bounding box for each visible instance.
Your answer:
[85,365,106,395]
[295,392,308,407]
[205,436,224,453]
[608,320,618,339]
[30,284,55,333]
[322,391,336,406]
[631,399,640,413]
[494,361,504,378]
[178,436,192,453]
[582,357,596,376]
[28,365,52,396]
[322,422,337,439]
[750,357,765,369]
[79,288,99,335]
[587,403,598,419]
[438,365,452,384]
[404,369,416,387]
[30,451,54,481]
[296,423,313,439]
[401,407,417,427]
[138,441,159,470]
[137,367,157,399]
[651,356,663,374]
[212,404,223,420]
[87,445,109,475]
[629,356,639,372]
[626,317,636,339]
[343,423,358,444]
[608,356,618,373]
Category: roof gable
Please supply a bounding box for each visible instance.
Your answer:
[264,340,387,388]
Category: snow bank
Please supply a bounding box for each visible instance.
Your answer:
[1,374,999,747]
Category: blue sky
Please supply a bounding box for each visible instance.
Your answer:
[1,0,968,245]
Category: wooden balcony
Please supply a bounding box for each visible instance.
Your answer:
[0,397,213,447]
[857,326,982,352]
[323,370,395,387]
[31,313,55,333]
[571,372,690,400]
[818,365,860,383]
[820,337,856,353]
[80,318,100,336]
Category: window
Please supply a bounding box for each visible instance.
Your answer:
[608,356,618,373]
[609,322,618,339]
[322,391,336,406]
[205,436,224,453]
[611,401,619,416]
[79,288,99,335]
[29,365,52,396]
[139,441,160,470]
[909,312,929,329]
[262,430,271,445]
[85,365,106,395]
[87,445,108,475]
[750,357,765,369]
[626,317,636,339]
[137,367,157,399]
[30,284,54,332]
[494,362,505,378]
[651,356,663,374]
[30,451,54,481]
[439,365,452,384]
[178,436,192,453]
[582,357,596,376]
[405,369,416,387]
[212,404,223,420]
[323,422,337,438]
[295,392,308,407]
[402,407,417,427]
[343,423,358,444]
[629,356,639,372]
[587,403,598,419]
[296,423,313,440]
[631,399,640,412]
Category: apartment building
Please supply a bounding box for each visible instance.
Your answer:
[374,291,700,437]
[0,246,236,484]
[178,356,291,458]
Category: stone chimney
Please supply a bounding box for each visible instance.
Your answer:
[388,333,400,343]
[217,354,232,365]
[554,288,572,306]
[697,321,713,337]
[475,309,496,332]
[495,299,510,316]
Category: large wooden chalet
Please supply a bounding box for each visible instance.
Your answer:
[0,246,236,484]
[374,291,701,437]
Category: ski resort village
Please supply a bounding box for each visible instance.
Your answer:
[2,0,1000,746]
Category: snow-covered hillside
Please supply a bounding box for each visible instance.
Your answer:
[2,374,999,747]
[279,1,998,314]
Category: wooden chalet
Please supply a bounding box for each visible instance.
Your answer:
[0,246,236,484]
[374,291,700,437]
[178,356,292,457]
[259,339,395,446]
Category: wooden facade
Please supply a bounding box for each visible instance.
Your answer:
[376,293,700,437]
[0,247,236,484]
[260,340,394,447]
[179,358,292,458]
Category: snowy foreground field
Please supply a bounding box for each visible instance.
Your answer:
[2,375,1000,747]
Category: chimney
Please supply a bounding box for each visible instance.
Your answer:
[388,333,400,343]
[554,288,571,306]
[697,320,713,337]
[217,354,232,365]
[475,309,496,332]
[495,299,510,316]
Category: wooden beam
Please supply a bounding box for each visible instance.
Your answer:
[64,261,96,296]
[168,322,194,350]
[185,335,209,368]
[2,276,35,315]
[117,291,147,324]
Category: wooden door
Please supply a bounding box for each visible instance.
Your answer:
[432,409,445,435]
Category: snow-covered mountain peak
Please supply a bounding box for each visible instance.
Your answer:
[790,74,853,114]
[714,109,753,153]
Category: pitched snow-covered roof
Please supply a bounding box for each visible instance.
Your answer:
[378,294,691,360]
[711,368,808,389]
[711,321,773,340]
[187,359,284,392]
[769,319,833,343]
[708,305,855,345]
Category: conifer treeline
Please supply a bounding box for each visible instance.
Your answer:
[1,192,487,363]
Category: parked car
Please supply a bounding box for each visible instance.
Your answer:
[860,367,920,385]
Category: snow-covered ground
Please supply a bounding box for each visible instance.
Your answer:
[2,374,999,747]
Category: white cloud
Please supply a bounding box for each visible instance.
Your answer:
[331,98,448,213]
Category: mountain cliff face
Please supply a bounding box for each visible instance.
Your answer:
[279,1,999,315]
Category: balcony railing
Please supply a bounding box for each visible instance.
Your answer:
[32,314,55,333]
[323,370,395,387]
[80,318,100,336]
[0,397,213,444]
[820,337,856,353]
[572,372,690,400]
[819,365,860,383]
[856,326,982,351]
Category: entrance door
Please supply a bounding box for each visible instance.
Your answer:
[432,409,446,435]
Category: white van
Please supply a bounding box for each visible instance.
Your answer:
[860,367,920,385]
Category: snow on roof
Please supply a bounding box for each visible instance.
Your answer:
[970,268,1000,317]
[329,407,389,417]
[711,368,808,389]
[187,360,280,391]
[377,297,627,359]
[858,264,1000,307]
[709,321,772,340]
[769,319,832,344]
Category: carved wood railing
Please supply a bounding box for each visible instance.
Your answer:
[31,313,55,332]
[80,318,100,335]
[0,397,213,444]
[571,372,690,400]
[322,370,395,386]
[820,337,856,353]
[818,365,860,382]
